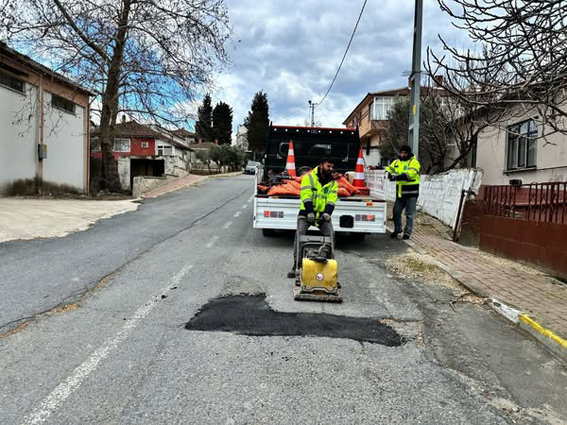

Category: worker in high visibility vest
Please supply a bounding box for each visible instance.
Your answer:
[287,158,338,278]
[385,145,421,240]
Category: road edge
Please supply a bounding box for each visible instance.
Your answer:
[387,226,567,362]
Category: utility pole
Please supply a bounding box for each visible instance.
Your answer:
[308,100,318,127]
[408,0,423,157]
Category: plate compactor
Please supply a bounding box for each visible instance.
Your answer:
[293,233,342,302]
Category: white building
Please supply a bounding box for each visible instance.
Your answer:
[234,124,248,151]
[0,43,92,195]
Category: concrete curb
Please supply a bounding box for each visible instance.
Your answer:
[387,226,567,362]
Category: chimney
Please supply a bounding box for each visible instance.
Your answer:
[199,138,202,144]
[433,75,444,87]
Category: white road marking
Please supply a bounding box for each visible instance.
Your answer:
[24,264,193,425]
[223,221,233,229]
[242,204,248,209]
[234,211,241,218]
[247,195,254,203]
[205,235,219,248]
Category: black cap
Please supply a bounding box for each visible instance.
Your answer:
[399,144,412,154]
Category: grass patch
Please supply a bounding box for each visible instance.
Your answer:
[7,177,81,197]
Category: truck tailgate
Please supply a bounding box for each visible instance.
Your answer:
[254,196,386,233]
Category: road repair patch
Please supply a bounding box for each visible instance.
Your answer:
[185,294,403,346]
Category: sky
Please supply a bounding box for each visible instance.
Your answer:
[209,0,471,134]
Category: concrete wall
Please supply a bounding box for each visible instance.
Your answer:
[0,84,38,195]
[367,168,484,229]
[132,175,177,198]
[42,91,86,191]
[475,106,567,185]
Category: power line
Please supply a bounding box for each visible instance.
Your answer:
[315,0,368,108]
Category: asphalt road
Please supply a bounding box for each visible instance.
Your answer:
[1,175,566,424]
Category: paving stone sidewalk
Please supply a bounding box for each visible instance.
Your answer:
[390,212,567,342]
[141,174,207,199]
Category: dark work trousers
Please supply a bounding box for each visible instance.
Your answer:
[293,215,333,271]
[393,196,418,236]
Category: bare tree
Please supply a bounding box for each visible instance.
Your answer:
[1,0,230,191]
[428,0,567,139]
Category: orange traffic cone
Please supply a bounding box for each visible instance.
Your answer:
[353,148,366,187]
[286,140,296,177]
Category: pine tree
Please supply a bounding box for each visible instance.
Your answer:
[195,94,213,142]
[212,101,233,145]
[245,91,270,153]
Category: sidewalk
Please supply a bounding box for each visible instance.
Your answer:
[390,210,567,359]
[141,174,207,198]
[0,198,139,243]
[140,172,243,199]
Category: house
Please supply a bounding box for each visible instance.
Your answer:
[0,43,92,195]
[343,78,447,168]
[90,120,193,190]
[473,105,567,185]
[172,128,198,145]
[343,87,410,167]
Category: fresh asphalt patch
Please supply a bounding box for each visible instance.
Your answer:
[185,294,403,346]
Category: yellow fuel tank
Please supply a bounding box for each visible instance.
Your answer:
[301,258,338,292]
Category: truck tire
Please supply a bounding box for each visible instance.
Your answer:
[262,228,276,237]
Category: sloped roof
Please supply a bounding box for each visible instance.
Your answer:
[0,42,94,95]
[173,128,197,138]
[91,121,163,139]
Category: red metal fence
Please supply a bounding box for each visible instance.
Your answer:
[483,182,567,224]
[480,182,567,279]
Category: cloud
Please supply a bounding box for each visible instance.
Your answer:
[210,0,469,131]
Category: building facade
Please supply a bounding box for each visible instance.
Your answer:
[473,104,567,185]
[0,43,91,195]
[343,88,410,167]
[90,121,193,190]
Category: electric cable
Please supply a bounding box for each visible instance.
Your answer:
[315,0,368,108]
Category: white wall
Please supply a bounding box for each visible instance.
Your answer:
[118,156,130,190]
[475,106,567,185]
[367,168,484,229]
[42,92,86,191]
[0,84,39,195]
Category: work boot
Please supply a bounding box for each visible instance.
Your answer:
[402,234,410,240]
[287,269,296,279]
[390,231,401,239]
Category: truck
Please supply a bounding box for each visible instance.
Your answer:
[253,125,387,239]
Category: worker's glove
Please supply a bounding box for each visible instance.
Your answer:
[307,212,315,224]
[321,213,332,222]
[387,173,394,181]
[389,174,399,181]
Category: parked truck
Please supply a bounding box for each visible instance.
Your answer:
[253,125,387,239]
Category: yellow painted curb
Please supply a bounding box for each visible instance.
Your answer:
[519,314,567,349]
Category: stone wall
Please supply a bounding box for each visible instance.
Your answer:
[367,168,484,229]
[132,175,176,198]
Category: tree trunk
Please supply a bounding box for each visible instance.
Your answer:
[97,0,133,193]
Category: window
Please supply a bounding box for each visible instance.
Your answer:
[0,71,25,93]
[157,145,173,156]
[141,141,149,149]
[371,97,394,120]
[507,120,537,170]
[90,138,101,152]
[113,138,130,152]
[51,94,76,114]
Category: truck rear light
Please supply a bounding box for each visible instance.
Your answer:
[355,214,375,222]
[264,211,284,218]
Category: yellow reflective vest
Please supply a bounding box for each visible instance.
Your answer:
[300,167,338,217]
[385,155,421,198]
